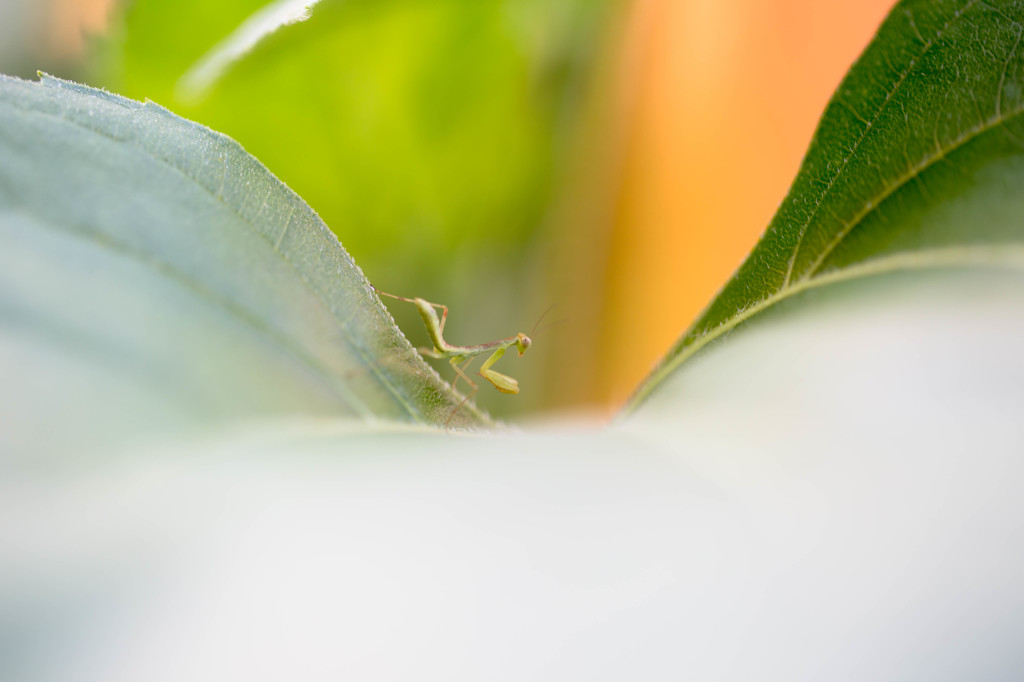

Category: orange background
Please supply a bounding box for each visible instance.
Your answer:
[544,0,898,414]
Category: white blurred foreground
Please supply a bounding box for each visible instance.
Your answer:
[2,270,1024,680]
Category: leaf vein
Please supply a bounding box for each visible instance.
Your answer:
[803,90,1024,279]
[996,22,1023,119]
[782,0,977,288]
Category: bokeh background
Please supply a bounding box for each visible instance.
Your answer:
[1,0,895,419]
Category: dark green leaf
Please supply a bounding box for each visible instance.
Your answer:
[630,0,1024,409]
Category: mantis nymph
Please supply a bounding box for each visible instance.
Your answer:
[374,288,532,409]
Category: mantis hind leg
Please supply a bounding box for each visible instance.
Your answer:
[446,356,478,428]
[374,287,450,336]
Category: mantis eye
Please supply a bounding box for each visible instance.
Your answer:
[517,333,532,351]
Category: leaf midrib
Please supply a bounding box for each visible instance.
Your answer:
[628,244,1024,412]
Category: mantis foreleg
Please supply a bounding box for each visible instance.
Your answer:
[478,346,519,394]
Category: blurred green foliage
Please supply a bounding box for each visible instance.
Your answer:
[93,0,615,416]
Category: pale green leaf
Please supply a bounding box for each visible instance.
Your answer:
[0,74,490,457]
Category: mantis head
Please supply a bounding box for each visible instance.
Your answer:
[515,332,532,355]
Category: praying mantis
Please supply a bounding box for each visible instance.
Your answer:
[374,287,533,408]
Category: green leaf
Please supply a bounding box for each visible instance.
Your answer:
[0,74,490,457]
[629,0,1024,410]
[99,0,611,277]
